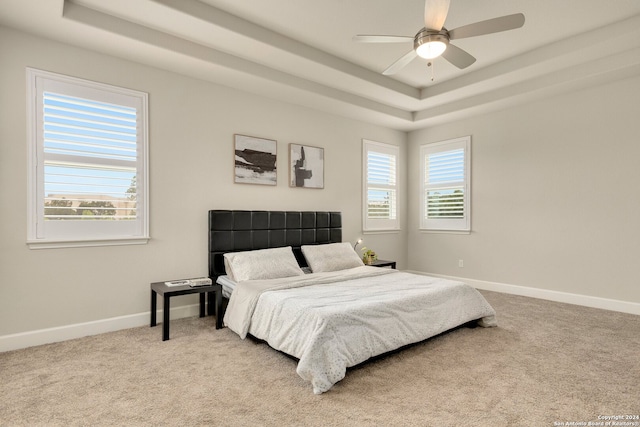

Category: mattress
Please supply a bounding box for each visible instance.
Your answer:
[217,268,313,299]
[216,275,236,299]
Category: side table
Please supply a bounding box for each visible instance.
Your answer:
[150,281,223,341]
[368,259,397,269]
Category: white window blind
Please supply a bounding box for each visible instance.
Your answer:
[420,136,470,232]
[43,92,138,220]
[363,140,400,231]
[27,68,149,248]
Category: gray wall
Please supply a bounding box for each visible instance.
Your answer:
[407,74,640,305]
[0,26,407,340]
[2,22,639,349]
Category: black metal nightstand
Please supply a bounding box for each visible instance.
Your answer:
[150,281,222,341]
[368,259,397,269]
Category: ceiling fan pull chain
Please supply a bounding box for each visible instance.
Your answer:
[428,61,435,81]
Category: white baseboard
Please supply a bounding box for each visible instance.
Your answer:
[406,270,640,316]
[3,274,638,353]
[0,303,202,353]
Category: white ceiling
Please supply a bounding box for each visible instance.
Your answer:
[2,0,640,130]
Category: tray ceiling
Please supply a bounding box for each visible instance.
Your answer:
[1,0,640,130]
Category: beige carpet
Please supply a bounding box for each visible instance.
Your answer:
[1,290,638,426]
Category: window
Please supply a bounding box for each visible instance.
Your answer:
[27,68,149,248]
[363,139,399,231]
[420,136,470,232]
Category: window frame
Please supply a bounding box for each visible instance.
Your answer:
[362,139,400,232]
[26,68,149,249]
[420,136,471,233]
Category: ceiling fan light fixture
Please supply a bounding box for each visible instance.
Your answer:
[416,40,447,59]
[415,31,448,59]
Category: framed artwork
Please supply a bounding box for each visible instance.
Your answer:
[234,134,277,186]
[289,143,324,189]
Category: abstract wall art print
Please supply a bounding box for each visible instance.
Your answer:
[289,143,324,189]
[234,134,277,186]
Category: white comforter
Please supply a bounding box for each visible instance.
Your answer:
[224,266,497,394]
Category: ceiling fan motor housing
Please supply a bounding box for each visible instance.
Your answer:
[414,29,449,59]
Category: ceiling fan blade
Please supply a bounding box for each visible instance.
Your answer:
[424,0,450,31]
[382,50,418,75]
[441,43,476,69]
[448,13,525,40]
[353,35,413,43]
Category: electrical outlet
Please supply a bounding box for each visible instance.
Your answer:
[458,259,464,268]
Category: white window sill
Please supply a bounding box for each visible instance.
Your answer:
[362,229,401,235]
[27,236,150,250]
[420,229,470,235]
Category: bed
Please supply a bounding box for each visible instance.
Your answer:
[208,210,497,394]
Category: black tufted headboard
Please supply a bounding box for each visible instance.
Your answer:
[208,210,342,278]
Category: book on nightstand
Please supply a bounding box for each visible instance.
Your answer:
[164,278,212,287]
[188,277,213,287]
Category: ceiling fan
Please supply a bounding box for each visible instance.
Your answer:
[353,0,525,75]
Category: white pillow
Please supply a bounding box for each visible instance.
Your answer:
[223,247,305,282]
[301,242,364,272]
